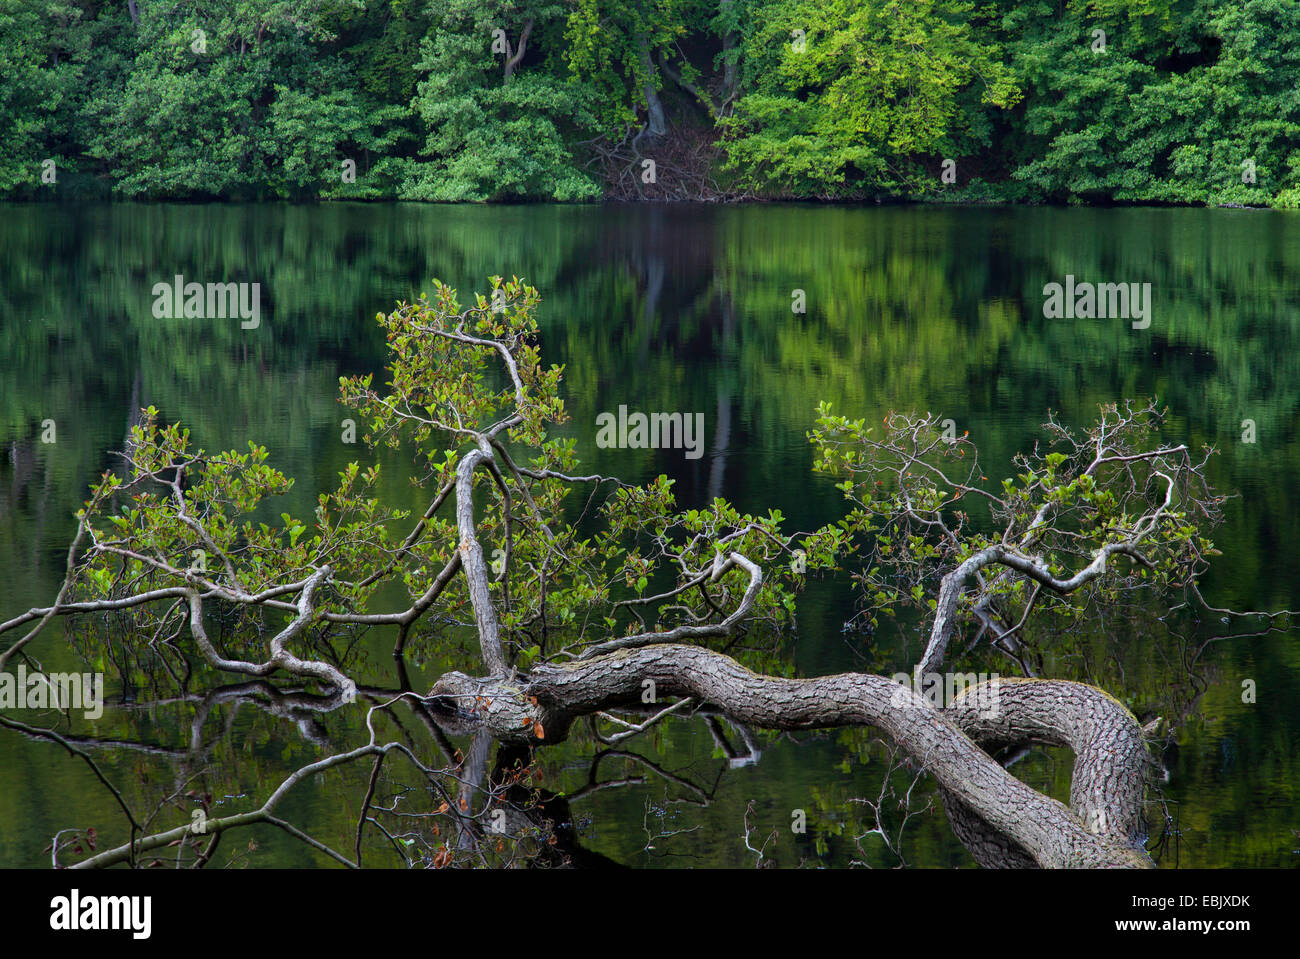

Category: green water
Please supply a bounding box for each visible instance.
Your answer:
[1,202,1298,868]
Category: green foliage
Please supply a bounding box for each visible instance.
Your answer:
[0,0,88,195]
[1003,0,1300,205]
[65,278,823,674]
[808,401,1221,637]
[70,0,407,198]
[2,0,1296,202]
[720,0,1020,197]
[402,1,602,200]
[562,0,693,136]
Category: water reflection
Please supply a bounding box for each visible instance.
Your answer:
[1,203,1298,867]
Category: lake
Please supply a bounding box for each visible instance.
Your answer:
[1,202,1297,867]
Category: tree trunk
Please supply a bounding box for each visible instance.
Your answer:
[638,38,668,141]
[429,645,1155,869]
[503,17,534,82]
[720,1,738,98]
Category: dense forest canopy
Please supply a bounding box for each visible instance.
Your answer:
[3,0,1299,205]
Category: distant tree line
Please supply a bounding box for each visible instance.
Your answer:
[3,0,1298,205]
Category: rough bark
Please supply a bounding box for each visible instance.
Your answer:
[428,645,1154,869]
[941,678,1150,867]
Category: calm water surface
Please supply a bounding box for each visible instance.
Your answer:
[1,203,1297,867]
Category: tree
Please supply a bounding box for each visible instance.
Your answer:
[719,0,1021,198]
[1,279,1237,868]
[0,0,88,196]
[402,0,602,200]
[76,0,398,198]
[1003,0,1300,206]
[564,0,692,141]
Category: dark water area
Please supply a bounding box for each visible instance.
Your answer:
[1,202,1297,867]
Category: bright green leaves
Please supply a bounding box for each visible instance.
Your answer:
[404,1,602,201]
[562,0,689,137]
[720,0,1021,197]
[75,404,411,630]
[280,513,306,548]
[339,276,564,464]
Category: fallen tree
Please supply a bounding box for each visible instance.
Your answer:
[430,649,1153,868]
[1,278,1230,868]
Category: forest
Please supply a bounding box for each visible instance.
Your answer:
[4,0,1299,205]
[2,0,1298,893]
